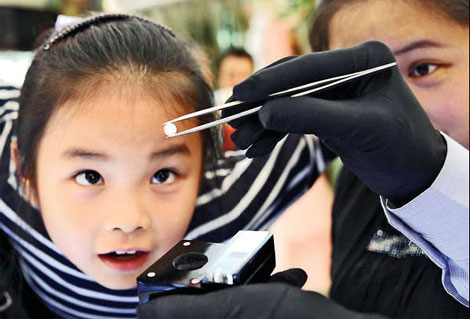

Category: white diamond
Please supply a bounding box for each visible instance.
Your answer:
[164,123,178,137]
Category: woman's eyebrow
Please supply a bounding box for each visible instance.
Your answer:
[393,39,444,56]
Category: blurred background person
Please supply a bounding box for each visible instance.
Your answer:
[216,47,254,92]
[214,47,255,151]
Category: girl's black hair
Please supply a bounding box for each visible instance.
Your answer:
[18,14,221,192]
[310,0,470,52]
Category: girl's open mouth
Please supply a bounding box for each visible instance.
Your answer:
[98,250,150,273]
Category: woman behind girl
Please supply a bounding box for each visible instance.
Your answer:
[0,14,326,318]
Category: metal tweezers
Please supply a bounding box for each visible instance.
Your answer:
[163,62,397,138]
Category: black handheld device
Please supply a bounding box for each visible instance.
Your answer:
[137,231,275,304]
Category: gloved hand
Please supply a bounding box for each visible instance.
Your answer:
[138,268,386,319]
[224,41,446,204]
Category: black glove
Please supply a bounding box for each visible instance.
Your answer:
[138,268,385,319]
[224,41,446,204]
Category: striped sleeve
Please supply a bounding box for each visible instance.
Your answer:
[186,134,332,242]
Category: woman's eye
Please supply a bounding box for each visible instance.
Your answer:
[409,63,438,78]
[75,170,103,186]
[152,169,176,185]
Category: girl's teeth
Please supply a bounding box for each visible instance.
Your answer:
[113,250,137,255]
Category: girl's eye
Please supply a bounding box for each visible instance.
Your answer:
[409,63,438,78]
[152,169,176,185]
[75,170,104,186]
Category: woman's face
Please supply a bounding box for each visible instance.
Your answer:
[218,56,254,89]
[328,0,469,148]
[30,85,203,289]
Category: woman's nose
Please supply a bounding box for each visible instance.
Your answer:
[102,190,151,234]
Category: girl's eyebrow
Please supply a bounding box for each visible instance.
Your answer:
[62,149,105,160]
[62,144,191,161]
[393,39,444,56]
[149,144,191,160]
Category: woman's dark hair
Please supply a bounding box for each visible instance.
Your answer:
[310,0,470,52]
[18,14,220,193]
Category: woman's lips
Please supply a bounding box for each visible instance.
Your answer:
[98,251,150,273]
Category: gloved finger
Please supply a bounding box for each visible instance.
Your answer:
[222,101,264,128]
[228,109,259,129]
[138,294,220,319]
[258,96,366,140]
[252,55,298,75]
[224,93,238,104]
[233,41,395,103]
[265,55,299,67]
[230,117,265,149]
[139,284,292,319]
[222,57,298,123]
[269,268,308,288]
[245,131,287,158]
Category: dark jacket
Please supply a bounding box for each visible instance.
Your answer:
[1,232,53,319]
[330,167,469,319]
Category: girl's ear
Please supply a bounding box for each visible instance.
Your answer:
[10,140,39,207]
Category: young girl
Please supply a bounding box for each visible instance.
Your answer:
[0,14,325,318]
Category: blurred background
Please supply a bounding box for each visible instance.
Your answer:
[0,0,317,86]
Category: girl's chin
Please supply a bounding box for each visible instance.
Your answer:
[95,276,139,290]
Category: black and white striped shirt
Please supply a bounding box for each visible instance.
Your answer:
[0,82,327,318]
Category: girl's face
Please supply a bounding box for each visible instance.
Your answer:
[328,0,469,148]
[31,85,203,289]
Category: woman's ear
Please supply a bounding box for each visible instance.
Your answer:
[10,140,39,207]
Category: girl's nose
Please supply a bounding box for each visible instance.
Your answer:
[103,190,151,234]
